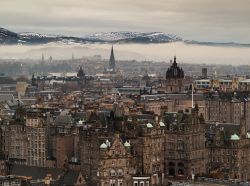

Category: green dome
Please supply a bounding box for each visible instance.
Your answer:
[230,133,240,141]
[124,141,131,147]
[146,123,153,128]
[100,143,108,149]
[246,132,250,139]
[159,121,165,127]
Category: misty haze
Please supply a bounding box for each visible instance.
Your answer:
[1,42,250,65]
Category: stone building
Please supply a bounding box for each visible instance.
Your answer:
[205,119,250,180]
[50,112,80,169]
[80,129,110,185]
[124,116,166,186]
[2,108,48,167]
[166,56,184,93]
[164,105,207,178]
[51,134,75,169]
[26,110,47,167]
[135,120,166,185]
[80,128,135,185]
[239,79,250,91]
[205,93,250,130]
[3,106,27,165]
[97,133,135,186]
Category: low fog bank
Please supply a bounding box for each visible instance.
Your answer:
[0,42,250,65]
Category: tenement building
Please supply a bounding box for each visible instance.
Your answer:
[3,106,27,165]
[80,128,135,186]
[98,133,135,186]
[164,105,207,178]
[205,119,250,180]
[205,92,250,130]
[26,110,47,167]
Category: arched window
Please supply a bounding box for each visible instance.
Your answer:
[177,162,184,175]
[168,162,175,176]
[117,169,124,176]
[110,169,116,177]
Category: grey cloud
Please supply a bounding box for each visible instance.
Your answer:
[0,0,250,42]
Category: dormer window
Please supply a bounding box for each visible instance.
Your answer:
[110,169,116,176]
[118,169,124,176]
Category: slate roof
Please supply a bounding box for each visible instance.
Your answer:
[54,115,74,125]
[0,94,14,103]
[205,122,240,141]
[10,164,82,185]
[61,171,80,186]
[167,93,204,101]
[10,164,63,180]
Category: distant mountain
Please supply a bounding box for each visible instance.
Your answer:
[86,32,182,43]
[0,27,250,47]
[184,40,250,47]
[0,27,19,44]
[0,27,182,45]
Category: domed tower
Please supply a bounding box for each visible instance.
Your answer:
[166,56,184,93]
[77,66,86,85]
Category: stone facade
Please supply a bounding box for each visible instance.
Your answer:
[4,122,27,164]
[97,133,134,186]
[26,111,47,167]
[164,106,207,178]
[206,119,250,180]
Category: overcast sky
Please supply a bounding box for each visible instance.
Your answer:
[1,0,250,43]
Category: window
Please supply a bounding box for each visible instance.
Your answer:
[118,169,123,176]
[110,179,116,186]
[140,182,144,186]
[118,179,123,186]
[133,182,138,186]
[110,169,116,176]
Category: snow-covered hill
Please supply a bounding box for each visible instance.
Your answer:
[86,31,182,43]
[1,27,249,47]
[0,27,182,45]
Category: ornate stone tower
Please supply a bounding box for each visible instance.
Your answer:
[77,66,86,86]
[166,56,184,93]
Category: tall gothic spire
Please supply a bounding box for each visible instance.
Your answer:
[109,45,115,72]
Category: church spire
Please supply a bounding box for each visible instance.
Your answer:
[109,45,115,72]
[173,56,177,66]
